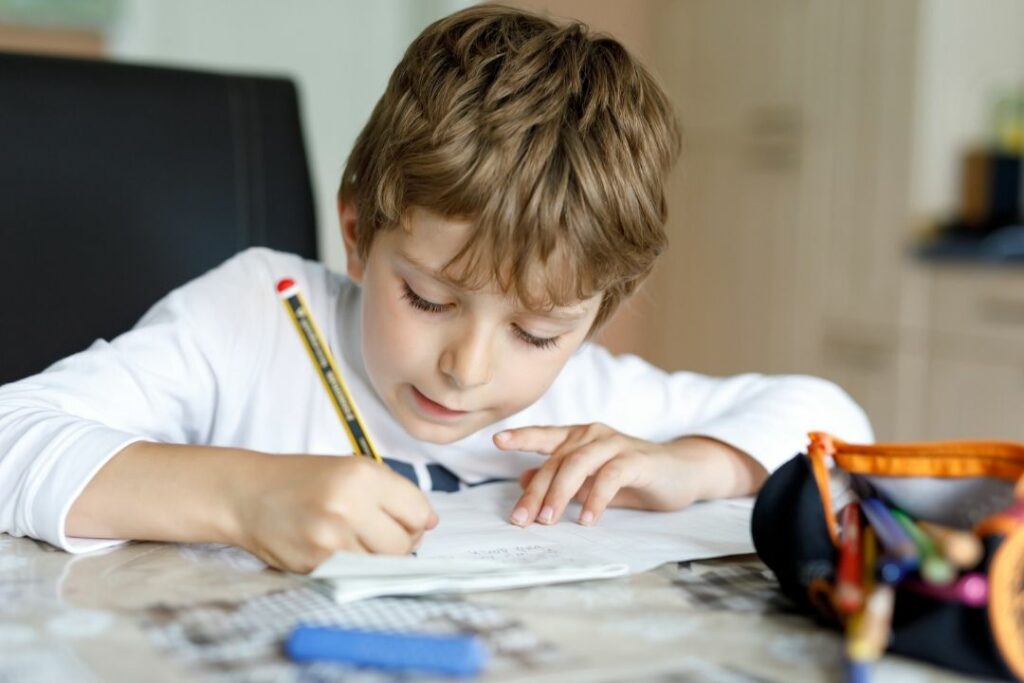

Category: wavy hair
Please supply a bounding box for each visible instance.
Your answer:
[340,4,681,331]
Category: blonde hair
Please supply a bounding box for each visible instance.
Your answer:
[340,4,680,331]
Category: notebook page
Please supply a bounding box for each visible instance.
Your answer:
[417,482,754,573]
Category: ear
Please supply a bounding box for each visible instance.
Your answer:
[338,197,365,284]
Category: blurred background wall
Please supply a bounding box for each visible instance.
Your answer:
[3,0,1023,442]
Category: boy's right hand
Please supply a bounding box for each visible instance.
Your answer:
[230,455,437,574]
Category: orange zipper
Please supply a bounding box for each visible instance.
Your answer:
[807,432,1024,545]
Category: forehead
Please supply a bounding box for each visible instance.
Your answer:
[398,207,475,268]
[393,207,599,318]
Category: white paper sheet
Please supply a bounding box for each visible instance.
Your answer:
[311,482,754,603]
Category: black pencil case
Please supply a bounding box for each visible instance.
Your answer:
[751,434,1024,680]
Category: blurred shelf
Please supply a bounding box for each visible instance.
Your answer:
[914,225,1024,266]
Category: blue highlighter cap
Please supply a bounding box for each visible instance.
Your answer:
[286,624,489,677]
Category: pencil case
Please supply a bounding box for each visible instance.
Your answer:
[751,433,1024,680]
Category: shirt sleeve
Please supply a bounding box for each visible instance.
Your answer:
[0,249,272,553]
[548,343,874,474]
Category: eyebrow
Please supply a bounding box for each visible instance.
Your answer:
[523,305,589,323]
[396,250,590,323]
[397,250,456,284]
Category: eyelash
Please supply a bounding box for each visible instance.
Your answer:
[400,281,560,350]
[512,325,559,350]
[401,281,450,314]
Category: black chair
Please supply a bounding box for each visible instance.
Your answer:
[0,51,319,385]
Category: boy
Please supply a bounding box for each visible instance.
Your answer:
[0,5,871,574]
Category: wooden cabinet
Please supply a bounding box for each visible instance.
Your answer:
[924,353,1024,441]
[928,268,1024,348]
[517,0,1024,443]
[641,0,810,376]
[922,267,1024,441]
[638,0,928,440]
[819,330,902,441]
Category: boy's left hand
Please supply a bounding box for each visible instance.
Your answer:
[494,423,765,527]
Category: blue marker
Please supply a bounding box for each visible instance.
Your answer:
[285,625,489,677]
[860,498,918,562]
[878,554,917,584]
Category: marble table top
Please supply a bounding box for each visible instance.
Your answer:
[0,534,973,682]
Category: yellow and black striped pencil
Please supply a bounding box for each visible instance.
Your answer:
[276,277,381,462]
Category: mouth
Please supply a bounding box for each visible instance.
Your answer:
[410,386,470,420]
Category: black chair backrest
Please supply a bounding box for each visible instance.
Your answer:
[0,52,319,385]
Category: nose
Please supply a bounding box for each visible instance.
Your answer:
[439,322,494,390]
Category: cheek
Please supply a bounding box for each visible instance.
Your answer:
[492,347,574,410]
[361,283,430,378]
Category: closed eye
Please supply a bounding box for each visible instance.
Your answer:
[403,280,560,349]
[401,281,451,313]
[512,325,560,350]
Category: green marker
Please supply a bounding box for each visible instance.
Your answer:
[890,508,955,586]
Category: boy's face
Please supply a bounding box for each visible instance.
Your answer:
[342,205,602,445]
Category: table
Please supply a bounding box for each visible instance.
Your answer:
[0,534,972,682]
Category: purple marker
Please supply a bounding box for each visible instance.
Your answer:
[902,573,989,608]
[861,498,918,562]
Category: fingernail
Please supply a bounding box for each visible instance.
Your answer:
[510,507,529,526]
[495,431,510,443]
[539,506,554,524]
[579,510,594,526]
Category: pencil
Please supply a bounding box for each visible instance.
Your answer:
[277,278,382,462]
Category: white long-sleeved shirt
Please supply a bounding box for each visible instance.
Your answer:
[0,248,872,553]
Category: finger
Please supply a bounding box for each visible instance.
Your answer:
[519,468,538,489]
[580,456,644,525]
[383,494,437,536]
[253,544,290,573]
[573,476,594,503]
[286,525,369,574]
[354,510,420,555]
[509,456,565,526]
[511,436,621,526]
[379,472,438,535]
[494,425,575,454]
[539,440,623,524]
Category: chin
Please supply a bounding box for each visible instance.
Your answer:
[399,416,474,445]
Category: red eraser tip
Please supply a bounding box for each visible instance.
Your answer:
[276,278,296,293]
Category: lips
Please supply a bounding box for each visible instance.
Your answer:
[410,386,469,419]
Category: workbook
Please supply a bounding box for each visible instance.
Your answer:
[310,481,754,602]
